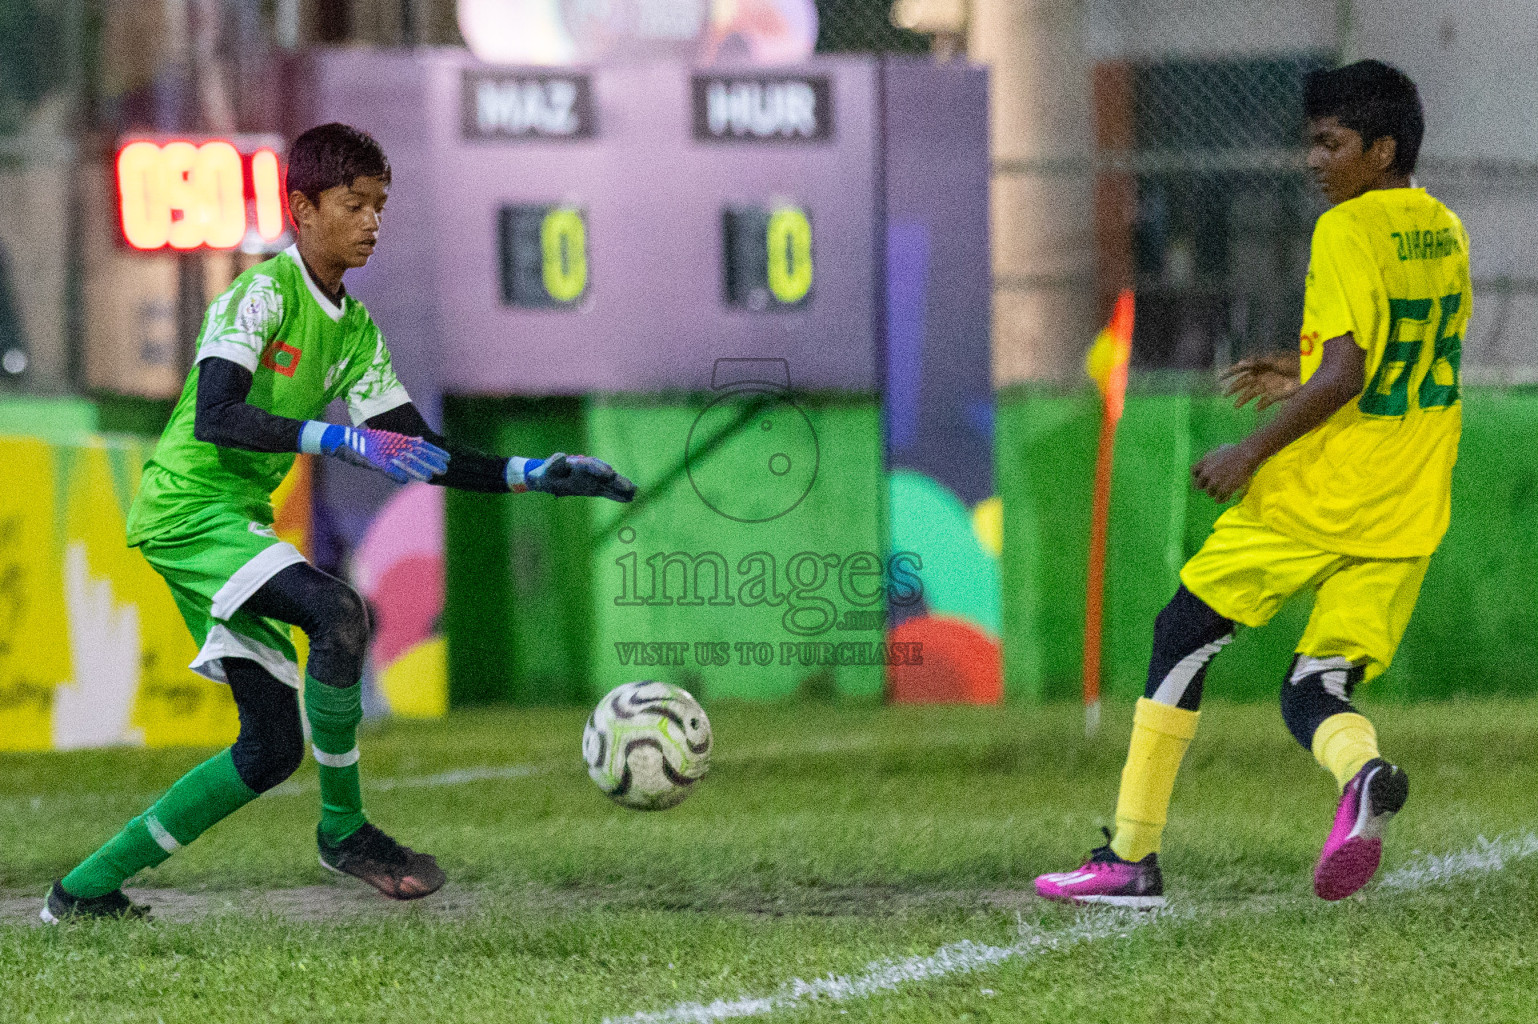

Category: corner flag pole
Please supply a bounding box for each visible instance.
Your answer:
[1083,289,1135,738]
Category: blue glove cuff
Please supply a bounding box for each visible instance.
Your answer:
[298,420,333,455]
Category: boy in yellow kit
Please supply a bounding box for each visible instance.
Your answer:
[1036,60,1471,905]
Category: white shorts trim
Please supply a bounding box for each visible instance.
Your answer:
[313,745,360,768]
[210,540,307,621]
[191,624,302,690]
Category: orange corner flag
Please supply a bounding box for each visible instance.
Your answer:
[1083,289,1135,737]
[1084,289,1135,422]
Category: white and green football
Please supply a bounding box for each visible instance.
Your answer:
[582,681,712,810]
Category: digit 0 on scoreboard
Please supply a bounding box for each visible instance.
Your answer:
[115,138,289,251]
[723,205,813,310]
[499,205,589,308]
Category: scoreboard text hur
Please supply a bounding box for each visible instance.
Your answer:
[498,204,813,309]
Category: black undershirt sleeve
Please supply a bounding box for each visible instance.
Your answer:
[365,401,511,493]
[194,357,305,453]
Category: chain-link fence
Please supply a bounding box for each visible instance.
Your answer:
[1106,54,1331,370]
[987,0,1538,378]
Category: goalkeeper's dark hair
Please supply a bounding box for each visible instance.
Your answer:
[1304,60,1423,175]
[286,123,391,207]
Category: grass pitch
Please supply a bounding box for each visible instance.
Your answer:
[3,696,1536,1023]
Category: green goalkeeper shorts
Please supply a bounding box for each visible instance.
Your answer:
[136,505,308,689]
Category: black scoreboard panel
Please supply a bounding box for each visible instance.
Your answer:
[722,206,812,310]
[499,205,590,307]
[497,202,813,313]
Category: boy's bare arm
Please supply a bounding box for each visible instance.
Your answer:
[1193,335,1366,501]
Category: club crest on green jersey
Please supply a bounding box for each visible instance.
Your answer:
[235,276,283,336]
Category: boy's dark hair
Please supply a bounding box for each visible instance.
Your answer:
[285,123,391,207]
[1304,60,1423,175]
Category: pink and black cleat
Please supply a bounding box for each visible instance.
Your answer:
[1313,758,1408,901]
[1034,829,1166,909]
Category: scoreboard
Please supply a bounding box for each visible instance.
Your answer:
[293,51,988,413]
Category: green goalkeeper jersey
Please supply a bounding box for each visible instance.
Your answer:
[127,245,410,545]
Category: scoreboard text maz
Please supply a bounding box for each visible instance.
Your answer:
[116,137,289,251]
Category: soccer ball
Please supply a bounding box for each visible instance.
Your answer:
[582,681,712,810]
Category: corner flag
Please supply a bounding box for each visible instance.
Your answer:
[1083,289,1135,737]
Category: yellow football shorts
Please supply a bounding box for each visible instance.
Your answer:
[1179,503,1429,681]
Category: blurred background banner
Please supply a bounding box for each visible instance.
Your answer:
[0,421,312,751]
[4,0,1538,743]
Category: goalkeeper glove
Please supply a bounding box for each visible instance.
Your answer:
[507,453,636,502]
[299,421,449,484]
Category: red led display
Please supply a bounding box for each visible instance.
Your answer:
[116,137,288,251]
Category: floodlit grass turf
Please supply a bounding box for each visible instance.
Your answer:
[3,696,1537,1023]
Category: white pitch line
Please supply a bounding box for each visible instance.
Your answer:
[265,763,548,798]
[606,831,1538,1024]
[606,913,1153,1024]
[1378,831,1538,890]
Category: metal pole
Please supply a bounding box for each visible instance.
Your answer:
[178,252,206,375]
[970,0,1098,384]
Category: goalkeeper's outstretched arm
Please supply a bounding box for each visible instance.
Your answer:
[365,401,514,493]
[195,356,447,484]
[366,402,636,502]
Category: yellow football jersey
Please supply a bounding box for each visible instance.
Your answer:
[1242,187,1472,559]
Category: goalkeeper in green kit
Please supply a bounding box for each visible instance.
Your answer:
[44,124,636,922]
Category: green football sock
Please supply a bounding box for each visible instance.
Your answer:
[305,674,366,844]
[62,748,257,898]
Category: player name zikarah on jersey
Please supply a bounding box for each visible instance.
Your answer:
[1243,187,1472,559]
[127,246,410,545]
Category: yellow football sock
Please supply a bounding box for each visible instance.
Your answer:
[1110,698,1200,863]
[1311,712,1379,792]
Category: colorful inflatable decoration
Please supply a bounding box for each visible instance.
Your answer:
[886,614,1001,705]
[353,483,448,719]
[700,0,818,65]
[884,469,1002,703]
[456,0,816,67]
